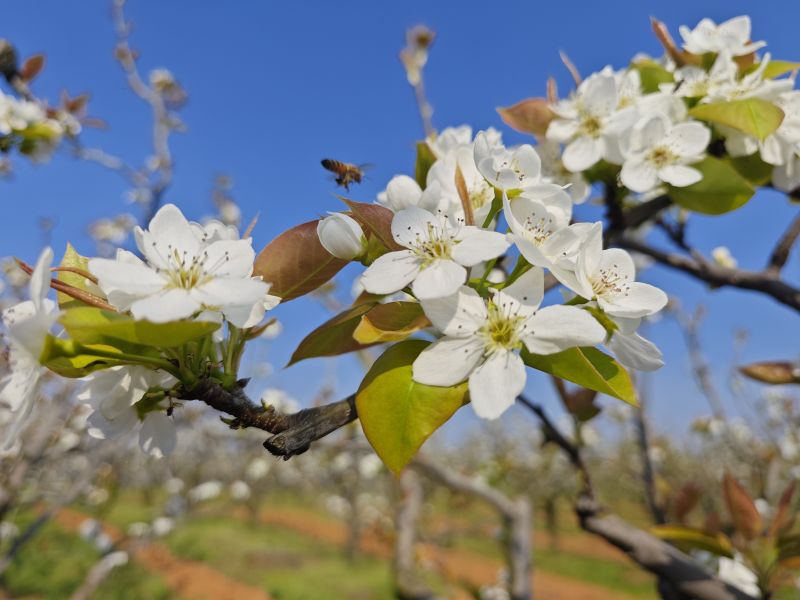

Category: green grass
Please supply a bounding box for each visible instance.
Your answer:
[2,517,170,600]
[166,515,398,600]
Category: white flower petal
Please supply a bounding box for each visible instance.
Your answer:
[522,305,606,355]
[562,136,604,172]
[412,337,484,387]
[201,240,256,279]
[599,282,668,318]
[451,229,509,266]
[129,288,201,323]
[361,250,421,295]
[608,331,664,371]
[391,207,438,248]
[380,175,423,211]
[411,260,467,300]
[468,351,525,420]
[89,259,166,297]
[420,286,487,337]
[621,158,659,193]
[658,164,703,188]
[496,268,544,315]
[666,122,711,157]
[29,247,53,311]
[139,412,176,459]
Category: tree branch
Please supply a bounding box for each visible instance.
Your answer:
[767,210,800,274]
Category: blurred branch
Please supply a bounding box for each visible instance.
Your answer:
[767,210,800,274]
[675,306,726,418]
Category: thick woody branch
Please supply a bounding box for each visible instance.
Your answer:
[184,378,357,458]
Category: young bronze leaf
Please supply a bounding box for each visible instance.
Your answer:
[253,220,347,302]
[769,482,797,537]
[341,199,403,251]
[287,302,378,366]
[739,361,800,385]
[356,340,468,474]
[722,473,763,541]
[19,54,45,81]
[352,301,430,344]
[496,98,555,137]
[671,482,702,524]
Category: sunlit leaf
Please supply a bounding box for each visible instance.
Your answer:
[631,60,674,94]
[40,336,125,378]
[689,98,784,141]
[60,307,220,348]
[738,361,800,385]
[253,220,347,301]
[287,302,377,366]
[668,156,754,215]
[356,340,468,474]
[651,525,734,558]
[352,301,429,344]
[522,347,637,405]
[56,244,98,310]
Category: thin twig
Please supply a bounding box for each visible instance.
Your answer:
[767,210,800,273]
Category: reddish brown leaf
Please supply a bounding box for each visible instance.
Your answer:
[341,199,403,251]
[650,17,700,67]
[672,482,702,524]
[454,164,474,225]
[497,98,555,137]
[353,301,430,344]
[287,302,378,365]
[722,473,763,541]
[739,361,800,385]
[546,77,558,104]
[769,482,797,537]
[253,220,347,302]
[19,54,45,82]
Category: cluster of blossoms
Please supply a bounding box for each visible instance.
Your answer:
[0,89,77,165]
[318,123,668,420]
[507,15,800,196]
[0,204,278,457]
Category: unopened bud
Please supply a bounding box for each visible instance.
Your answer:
[317,213,366,260]
[739,361,800,385]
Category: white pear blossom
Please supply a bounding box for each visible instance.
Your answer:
[360,206,509,300]
[427,125,502,159]
[377,175,445,214]
[537,140,591,204]
[474,133,544,191]
[317,212,366,260]
[679,16,765,57]
[570,224,668,318]
[546,72,638,172]
[712,246,738,269]
[426,147,497,224]
[0,247,59,450]
[412,269,606,419]
[89,204,270,327]
[77,365,178,458]
[621,113,710,192]
[717,556,759,596]
[606,317,664,371]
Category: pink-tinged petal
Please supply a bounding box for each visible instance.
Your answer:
[562,136,604,172]
[420,286,487,337]
[658,165,703,188]
[621,158,659,193]
[451,229,509,266]
[599,282,668,318]
[361,250,421,295]
[468,350,526,420]
[412,337,484,387]
[391,207,438,248]
[522,305,606,355]
[412,260,467,300]
[129,288,201,323]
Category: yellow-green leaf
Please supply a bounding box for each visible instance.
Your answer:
[522,346,637,405]
[57,244,100,310]
[414,141,437,188]
[60,307,220,348]
[689,98,784,141]
[651,525,734,558]
[668,156,754,215]
[631,60,674,94]
[356,340,468,474]
[353,301,429,344]
[40,336,125,378]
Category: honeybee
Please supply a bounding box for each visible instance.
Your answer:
[321,159,369,190]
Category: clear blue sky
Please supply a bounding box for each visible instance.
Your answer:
[2,0,800,438]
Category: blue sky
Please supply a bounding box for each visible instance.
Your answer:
[2,0,800,439]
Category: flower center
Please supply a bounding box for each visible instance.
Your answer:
[646,146,676,168]
[590,264,630,298]
[154,245,230,291]
[521,213,555,246]
[479,300,525,352]
[578,113,603,137]
[410,222,457,264]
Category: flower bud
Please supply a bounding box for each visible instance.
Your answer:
[317,213,366,260]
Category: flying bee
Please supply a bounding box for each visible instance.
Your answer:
[321,159,370,191]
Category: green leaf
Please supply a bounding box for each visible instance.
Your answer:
[631,60,674,94]
[60,307,220,348]
[253,220,347,302]
[56,244,98,310]
[689,98,785,141]
[356,340,468,474]
[287,302,377,366]
[729,154,774,186]
[40,336,125,378]
[651,525,734,558]
[522,347,637,405]
[746,60,800,80]
[668,156,754,215]
[414,141,437,188]
[353,301,429,344]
